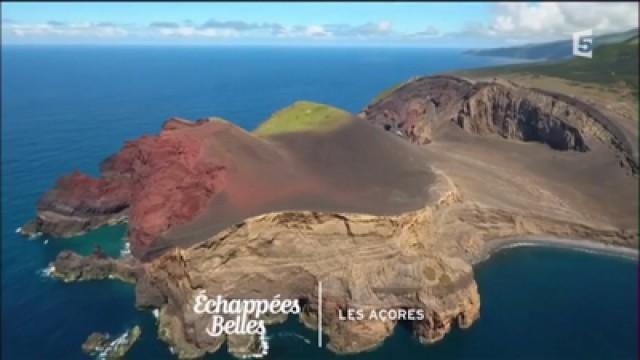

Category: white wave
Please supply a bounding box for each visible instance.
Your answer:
[120,241,131,257]
[15,227,22,234]
[273,332,311,345]
[39,264,55,278]
[257,331,269,358]
[96,329,131,360]
[237,331,270,359]
[152,309,159,319]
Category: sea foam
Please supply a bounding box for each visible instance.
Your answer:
[120,242,131,257]
[39,264,55,278]
[96,329,130,360]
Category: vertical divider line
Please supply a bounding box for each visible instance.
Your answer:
[318,281,323,348]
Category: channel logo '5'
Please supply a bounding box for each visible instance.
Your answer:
[573,29,593,58]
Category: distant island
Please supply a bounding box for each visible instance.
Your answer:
[22,36,638,358]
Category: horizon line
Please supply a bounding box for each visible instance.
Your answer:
[1,42,480,49]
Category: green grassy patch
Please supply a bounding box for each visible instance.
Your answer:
[459,39,638,95]
[254,101,351,137]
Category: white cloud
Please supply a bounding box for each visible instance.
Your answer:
[147,19,392,40]
[7,21,128,38]
[360,20,393,36]
[486,2,638,39]
[409,26,440,38]
[269,24,330,39]
[149,19,283,38]
[325,21,393,37]
[4,4,636,45]
[155,26,237,38]
[273,21,393,39]
[304,25,331,38]
[378,21,393,33]
[2,18,396,41]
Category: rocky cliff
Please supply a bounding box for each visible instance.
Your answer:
[362,76,637,174]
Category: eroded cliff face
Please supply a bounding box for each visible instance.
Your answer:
[362,76,472,144]
[362,76,637,174]
[454,84,589,151]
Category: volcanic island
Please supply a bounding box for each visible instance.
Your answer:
[22,75,638,358]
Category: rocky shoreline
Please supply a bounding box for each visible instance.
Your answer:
[49,248,141,283]
[81,326,142,359]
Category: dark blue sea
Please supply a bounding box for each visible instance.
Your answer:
[2,46,637,359]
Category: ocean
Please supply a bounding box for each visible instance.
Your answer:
[1,46,637,359]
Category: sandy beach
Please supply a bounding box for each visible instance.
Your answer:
[474,235,639,265]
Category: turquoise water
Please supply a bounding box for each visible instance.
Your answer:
[2,46,637,359]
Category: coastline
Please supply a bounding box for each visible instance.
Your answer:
[473,235,639,266]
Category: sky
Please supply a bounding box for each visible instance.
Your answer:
[1,2,638,47]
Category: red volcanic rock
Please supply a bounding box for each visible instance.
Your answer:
[24,120,228,259]
[25,171,131,237]
[103,124,229,256]
[120,134,227,252]
[40,170,130,215]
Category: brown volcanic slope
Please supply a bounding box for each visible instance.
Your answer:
[149,109,436,260]
[24,102,435,260]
